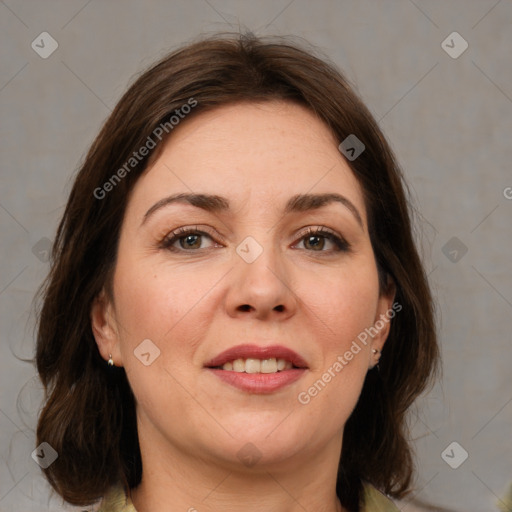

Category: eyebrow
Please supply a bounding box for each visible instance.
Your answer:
[141,192,363,228]
[284,193,363,228]
[142,193,229,225]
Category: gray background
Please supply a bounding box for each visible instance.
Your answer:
[1,1,511,511]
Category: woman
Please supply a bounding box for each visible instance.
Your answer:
[35,33,439,512]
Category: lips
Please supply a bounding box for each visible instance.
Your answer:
[204,344,309,369]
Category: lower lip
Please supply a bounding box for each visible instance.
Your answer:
[206,368,307,393]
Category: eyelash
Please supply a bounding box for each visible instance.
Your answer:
[295,227,350,253]
[159,226,351,254]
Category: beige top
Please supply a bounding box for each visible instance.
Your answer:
[98,482,399,511]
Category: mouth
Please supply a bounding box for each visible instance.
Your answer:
[209,357,297,373]
[204,344,308,393]
[204,344,309,373]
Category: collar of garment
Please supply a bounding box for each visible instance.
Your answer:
[98,481,399,512]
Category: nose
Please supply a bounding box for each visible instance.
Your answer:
[224,242,298,321]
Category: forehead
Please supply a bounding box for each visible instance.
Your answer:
[129,101,366,223]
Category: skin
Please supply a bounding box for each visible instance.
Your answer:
[91,101,394,512]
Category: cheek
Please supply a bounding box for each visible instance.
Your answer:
[111,253,228,372]
[298,259,381,354]
[114,259,200,340]
[292,260,379,428]
[111,258,218,423]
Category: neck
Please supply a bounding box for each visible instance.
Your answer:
[129,415,347,512]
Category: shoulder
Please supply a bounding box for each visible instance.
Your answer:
[361,482,400,512]
[98,484,137,512]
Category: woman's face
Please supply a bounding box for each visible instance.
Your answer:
[93,101,393,471]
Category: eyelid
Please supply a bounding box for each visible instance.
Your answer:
[294,225,339,239]
[292,226,351,252]
[159,225,350,253]
[159,225,224,250]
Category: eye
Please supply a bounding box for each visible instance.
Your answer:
[160,227,220,252]
[294,227,350,252]
[159,226,349,254]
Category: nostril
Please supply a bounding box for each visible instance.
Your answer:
[236,304,285,313]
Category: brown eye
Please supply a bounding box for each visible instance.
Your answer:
[303,235,326,251]
[160,228,218,252]
[180,234,202,249]
[295,227,350,253]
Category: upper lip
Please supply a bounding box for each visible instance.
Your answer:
[204,344,309,369]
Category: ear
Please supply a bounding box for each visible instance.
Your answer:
[90,289,123,367]
[370,277,397,364]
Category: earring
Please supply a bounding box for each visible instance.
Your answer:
[108,354,114,367]
[371,348,381,371]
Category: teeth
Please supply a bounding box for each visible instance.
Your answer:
[245,358,261,374]
[232,359,245,372]
[261,358,277,373]
[221,357,293,373]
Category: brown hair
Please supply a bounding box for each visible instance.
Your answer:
[35,32,439,511]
